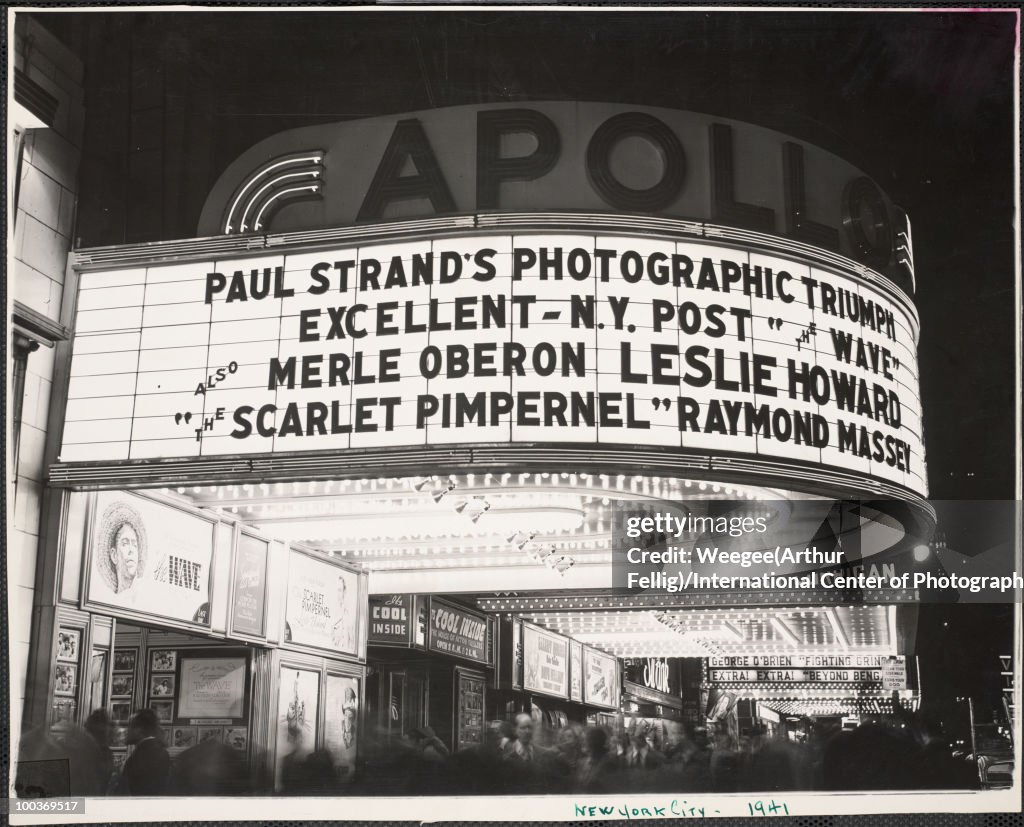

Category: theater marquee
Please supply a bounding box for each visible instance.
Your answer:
[61,232,924,495]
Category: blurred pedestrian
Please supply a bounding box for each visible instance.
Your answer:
[83,709,115,794]
[173,734,249,795]
[117,709,170,795]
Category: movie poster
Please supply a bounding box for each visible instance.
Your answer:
[323,674,359,784]
[283,552,359,656]
[274,667,320,792]
[86,491,214,626]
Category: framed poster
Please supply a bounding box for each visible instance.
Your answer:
[283,550,359,656]
[151,700,174,723]
[229,531,269,639]
[522,624,569,698]
[85,491,215,629]
[171,726,198,750]
[275,667,320,792]
[583,647,619,709]
[150,674,176,698]
[455,669,485,752]
[113,649,137,672]
[56,629,81,663]
[177,657,246,719]
[51,698,76,723]
[198,725,223,743]
[323,673,359,784]
[110,701,131,723]
[54,664,77,696]
[111,674,134,698]
[569,640,584,703]
[150,650,177,672]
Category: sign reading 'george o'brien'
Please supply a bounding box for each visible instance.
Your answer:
[196,102,914,292]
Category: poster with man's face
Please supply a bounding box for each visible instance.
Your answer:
[87,491,215,626]
[283,551,359,655]
[324,675,359,784]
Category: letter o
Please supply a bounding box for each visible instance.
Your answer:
[586,113,686,211]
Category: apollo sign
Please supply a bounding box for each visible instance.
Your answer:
[197,102,913,288]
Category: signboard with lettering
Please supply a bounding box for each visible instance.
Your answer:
[85,491,214,628]
[427,599,489,664]
[880,656,908,690]
[622,657,683,708]
[709,668,882,683]
[283,550,360,657]
[583,647,619,709]
[229,532,268,638]
[178,657,247,719]
[196,102,910,288]
[569,640,584,703]
[62,232,924,498]
[368,594,413,646]
[708,655,888,668]
[522,624,569,698]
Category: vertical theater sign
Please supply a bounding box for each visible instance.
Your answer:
[44,101,929,785]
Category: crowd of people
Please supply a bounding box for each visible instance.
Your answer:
[16,709,250,797]
[346,712,981,796]
[16,708,981,798]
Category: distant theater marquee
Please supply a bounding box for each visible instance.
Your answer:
[62,231,925,495]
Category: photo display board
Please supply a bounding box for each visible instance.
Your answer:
[85,491,215,628]
[62,233,924,495]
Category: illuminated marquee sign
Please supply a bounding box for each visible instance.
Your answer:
[63,232,925,496]
[708,655,888,668]
[197,102,912,285]
[707,656,888,686]
[709,668,881,683]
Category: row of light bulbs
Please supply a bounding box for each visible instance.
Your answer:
[410,475,577,576]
